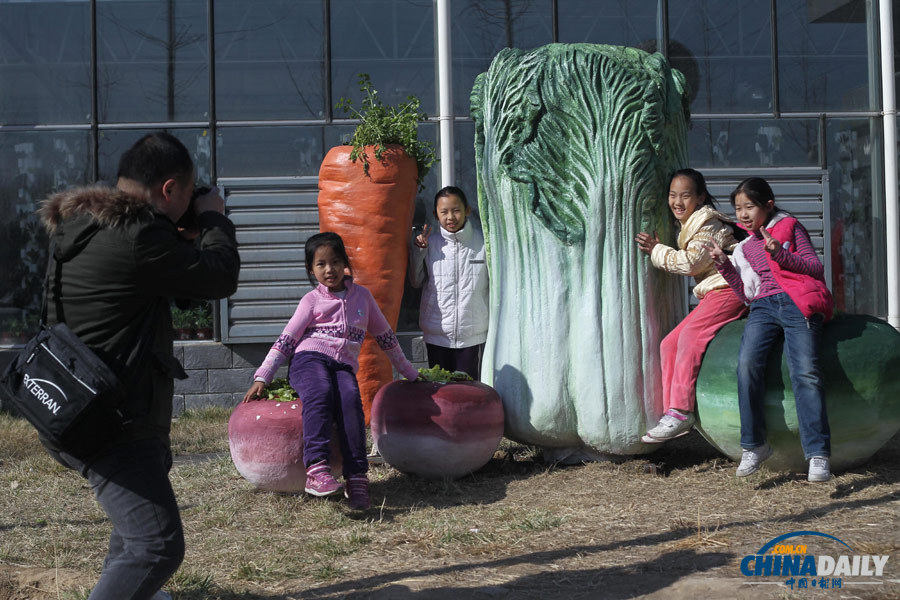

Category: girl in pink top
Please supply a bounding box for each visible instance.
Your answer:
[243,232,418,509]
[706,178,834,483]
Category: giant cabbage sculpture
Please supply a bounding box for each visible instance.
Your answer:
[471,44,690,459]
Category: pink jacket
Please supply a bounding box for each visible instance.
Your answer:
[254,277,418,383]
[725,214,834,321]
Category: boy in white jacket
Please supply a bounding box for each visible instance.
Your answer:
[409,186,489,379]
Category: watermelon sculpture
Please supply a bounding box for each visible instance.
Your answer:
[471,43,689,459]
[371,373,504,480]
[695,314,900,472]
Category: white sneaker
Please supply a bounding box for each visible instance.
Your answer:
[152,591,172,600]
[641,410,695,443]
[808,456,831,482]
[736,443,773,477]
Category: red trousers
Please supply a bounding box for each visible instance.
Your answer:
[660,288,748,412]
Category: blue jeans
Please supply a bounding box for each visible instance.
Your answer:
[289,351,367,477]
[737,293,830,459]
[56,438,185,600]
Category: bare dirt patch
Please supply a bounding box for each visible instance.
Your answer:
[1,409,898,600]
[0,565,92,600]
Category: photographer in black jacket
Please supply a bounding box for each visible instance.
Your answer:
[39,132,240,599]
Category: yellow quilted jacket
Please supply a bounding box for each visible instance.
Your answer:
[649,205,740,299]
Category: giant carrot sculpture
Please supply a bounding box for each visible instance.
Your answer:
[317,144,417,422]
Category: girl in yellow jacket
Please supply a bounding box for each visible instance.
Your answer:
[635,169,748,443]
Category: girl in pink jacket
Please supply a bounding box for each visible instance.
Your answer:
[707,178,834,483]
[243,232,418,509]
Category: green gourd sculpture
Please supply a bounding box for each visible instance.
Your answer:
[695,314,900,472]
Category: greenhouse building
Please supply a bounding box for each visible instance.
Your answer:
[1,0,898,409]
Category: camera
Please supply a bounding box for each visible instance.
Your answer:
[176,185,211,230]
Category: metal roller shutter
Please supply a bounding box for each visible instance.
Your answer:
[218,177,320,343]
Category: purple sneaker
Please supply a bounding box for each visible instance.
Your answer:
[344,474,370,510]
[305,461,343,497]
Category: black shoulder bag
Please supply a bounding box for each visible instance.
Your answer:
[0,241,130,458]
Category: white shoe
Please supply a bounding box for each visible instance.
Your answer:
[152,591,172,600]
[736,443,773,477]
[808,456,831,482]
[641,410,695,443]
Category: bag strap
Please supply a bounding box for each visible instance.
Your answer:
[39,236,57,328]
[41,234,158,355]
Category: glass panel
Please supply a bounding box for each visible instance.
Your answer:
[669,0,772,113]
[331,0,435,117]
[98,0,209,123]
[0,131,91,343]
[415,121,439,220]
[0,1,90,125]
[398,122,438,332]
[826,118,882,315]
[558,0,659,48]
[216,0,325,120]
[777,0,872,112]
[452,0,553,116]
[688,118,819,167]
[216,126,324,177]
[323,124,357,150]
[454,121,477,216]
[98,129,213,184]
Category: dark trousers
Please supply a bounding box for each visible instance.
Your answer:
[426,343,485,380]
[289,351,367,477]
[57,438,185,600]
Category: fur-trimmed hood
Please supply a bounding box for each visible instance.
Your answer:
[40,184,159,234]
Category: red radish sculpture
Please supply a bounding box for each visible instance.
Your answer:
[371,380,504,480]
[228,400,342,492]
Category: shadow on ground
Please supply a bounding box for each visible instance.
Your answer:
[297,549,732,599]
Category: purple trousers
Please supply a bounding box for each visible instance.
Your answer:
[289,351,367,477]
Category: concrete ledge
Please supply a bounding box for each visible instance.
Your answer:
[174,370,209,394]
[172,395,186,417]
[207,368,256,393]
[231,344,274,368]
[181,342,232,369]
[184,393,236,411]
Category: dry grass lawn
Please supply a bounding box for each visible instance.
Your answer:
[0,407,898,600]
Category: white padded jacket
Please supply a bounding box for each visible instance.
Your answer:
[408,221,489,348]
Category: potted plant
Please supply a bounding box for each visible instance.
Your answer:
[171,307,194,340]
[20,313,39,340]
[228,378,342,493]
[10,317,31,343]
[318,73,437,424]
[371,366,504,480]
[192,305,213,340]
[0,316,23,345]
